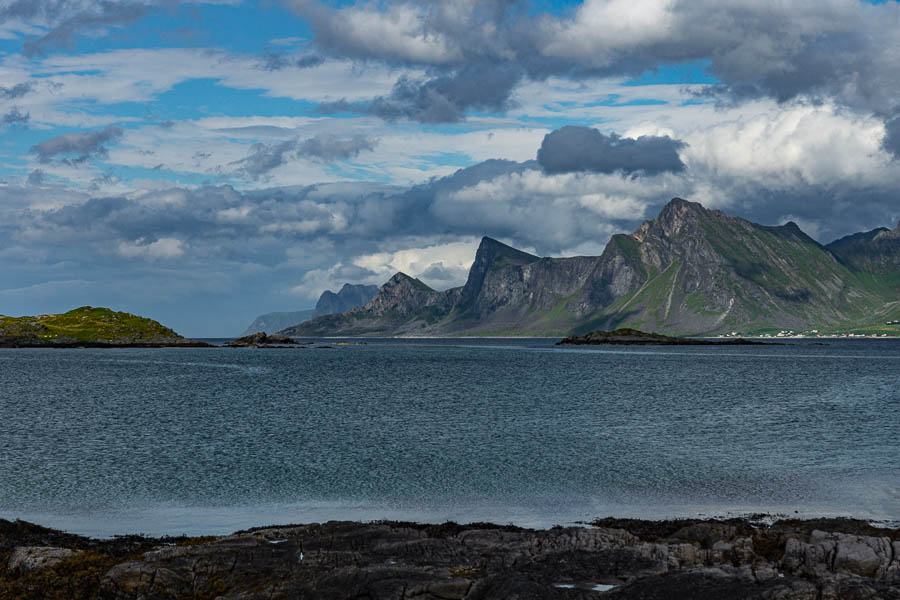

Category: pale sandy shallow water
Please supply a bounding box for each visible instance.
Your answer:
[1,338,898,537]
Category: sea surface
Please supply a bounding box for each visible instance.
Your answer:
[1,338,898,537]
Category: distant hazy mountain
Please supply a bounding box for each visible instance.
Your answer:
[315,284,380,316]
[282,199,900,337]
[241,283,378,336]
[241,309,317,337]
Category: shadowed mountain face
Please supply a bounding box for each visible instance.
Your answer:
[282,199,900,337]
[241,284,378,336]
[827,223,900,277]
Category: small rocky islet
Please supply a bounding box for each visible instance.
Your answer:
[557,328,774,346]
[2,516,899,599]
[0,306,211,348]
[225,331,299,347]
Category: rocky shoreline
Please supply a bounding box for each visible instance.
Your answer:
[0,338,213,349]
[2,516,898,599]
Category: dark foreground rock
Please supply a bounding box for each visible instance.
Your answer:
[2,517,899,599]
[225,331,298,347]
[557,328,774,346]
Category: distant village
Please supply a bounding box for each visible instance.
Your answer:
[718,326,898,339]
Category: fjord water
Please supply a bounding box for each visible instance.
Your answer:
[1,339,898,537]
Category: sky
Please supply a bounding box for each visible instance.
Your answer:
[2,0,900,336]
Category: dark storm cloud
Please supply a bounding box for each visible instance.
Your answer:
[294,54,324,69]
[2,106,29,126]
[259,50,291,71]
[235,139,298,180]
[234,135,377,179]
[319,64,522,123]
[292,0,525,65]
[26,169,44,185]
[293,0,900,124]
[31,125,124,163]
[386,64,521,123]
[0,82,33,99]
[90,172,118,190]
[296,134,376,160]
[537,126,686,176]
[704,181,900,246]
[883,116,900,159]
[257,50,324,71]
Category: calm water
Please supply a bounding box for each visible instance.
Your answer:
[1,338,898,537]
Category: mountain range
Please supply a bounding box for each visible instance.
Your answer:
[241,283,378,336]
[281,199,900,337]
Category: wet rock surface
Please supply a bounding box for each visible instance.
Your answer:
[1,517,898,599]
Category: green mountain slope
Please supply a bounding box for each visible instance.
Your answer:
[576,199,896,335]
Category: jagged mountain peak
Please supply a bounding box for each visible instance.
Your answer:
[826,222,900,273]
[476,236,539,263]
[662,197,703,212]
[633,197,712,242]
[458,237,540,308]
[772,220,820,245]
[828,227,889,249]
[347,271,446,321]
[875,222,900,240]
[382,272,435,291]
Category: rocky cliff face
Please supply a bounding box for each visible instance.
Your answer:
[282,199,900,337]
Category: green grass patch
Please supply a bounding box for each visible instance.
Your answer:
[612,234,642,261]
[0,306,182,343]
